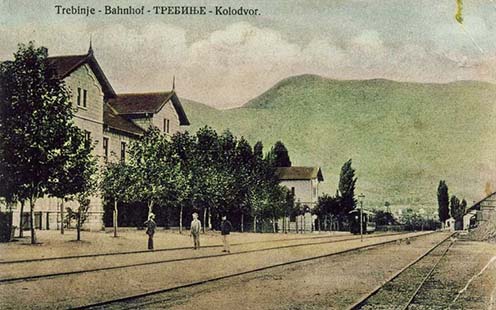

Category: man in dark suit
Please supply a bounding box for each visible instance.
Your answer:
[144,213,156,250]
[220,215,232,253]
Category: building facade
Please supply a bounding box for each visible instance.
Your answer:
[275,166,324,232]
[462,191,496,231]
[10,46,190,231]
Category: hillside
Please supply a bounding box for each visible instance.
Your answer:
[181,75,496,208]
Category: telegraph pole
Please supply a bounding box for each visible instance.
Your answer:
[358,193,365,242]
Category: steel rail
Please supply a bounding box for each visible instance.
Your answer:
[400,239,454,310]
[347,233,455,310]
[0,231,407,265]
[0,231,430,285]
[68,231,440,310]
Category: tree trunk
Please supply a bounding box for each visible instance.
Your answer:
[272,217,276,233]
[208,209,212,229]
[77,206,81,241]
[179,205,183,234]
[113,200,118,237]
[18,200,24,238]
[295,216,298,234]
[29,197,36,244]
[60,199,64,235]
[203,207,207,233]
[241,213,244,232]
[148,201,154,215]
[253,215,257,233]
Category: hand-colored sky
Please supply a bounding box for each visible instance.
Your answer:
[1,0,495,108]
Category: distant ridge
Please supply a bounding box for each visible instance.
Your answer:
[182,74,496,207]
[243,74,496,109]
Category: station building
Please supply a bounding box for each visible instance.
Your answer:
[8,45,190,231]
[462,191,496,230]
[275,166,324,232]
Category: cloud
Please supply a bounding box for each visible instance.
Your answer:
[1,21,495,108]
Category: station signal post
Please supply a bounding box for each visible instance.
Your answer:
[358,193,365,242]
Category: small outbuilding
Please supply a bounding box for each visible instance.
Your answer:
[275,166,324,233]
[465,191,496,230]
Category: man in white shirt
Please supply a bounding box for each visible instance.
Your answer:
[190,212,201,249]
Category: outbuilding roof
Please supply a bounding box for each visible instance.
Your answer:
[108,91,190,126]
[467,191,496,213]
[103,103,145,137]
[276,166,324,182]
[48,51,116,99]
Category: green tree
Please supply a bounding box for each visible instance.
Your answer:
[127,127,181,216]
[49,126,97,241]
[315,194,340,230]
[338,159,357,220]
[253,141,264,160]
[450,195,466,230]
[190,127,222,229]
[0,150,28,236]
[437,180,450,226]
[100,161,133,237]
[374,210,396,226]
[234,137,254,231]
[168,131,196,232]
[271,141,291,167]
[0,42,75,244]
[249,140,281,232]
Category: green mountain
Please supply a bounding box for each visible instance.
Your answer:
[181,74,496,208]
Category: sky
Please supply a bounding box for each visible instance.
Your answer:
[1,0,496,108]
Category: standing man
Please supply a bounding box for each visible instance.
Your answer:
[144,213,156,250]
[220,215,232,253]
[190,212,201,249]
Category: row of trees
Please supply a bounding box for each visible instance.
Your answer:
[313,159,357,230]
[0,42,97,244]
[437,180,467,230]
[101,127,295,233]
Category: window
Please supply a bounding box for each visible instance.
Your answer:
[163,118,170,133]
[83,89,88,108]
[120,141,126,162]
[103,137,109,162]
[84,130,91,148]
[77,87,81,106]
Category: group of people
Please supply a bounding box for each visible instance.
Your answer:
[144,212,232,253]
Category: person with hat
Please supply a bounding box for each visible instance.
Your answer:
[190,212,202,249]
[220,215,232,253]
[144,213,156,250]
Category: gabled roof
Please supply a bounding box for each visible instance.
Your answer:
[349,209,375,215]
[467,191,496,213]
[48,51,116,99]
[276,166,324,182]
[108,91,190,126]
[103,103,145,137]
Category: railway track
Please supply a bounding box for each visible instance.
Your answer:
[347,232,455,310]
[68,231,440,310]
[0,231,405,265]
[0,231,418,284]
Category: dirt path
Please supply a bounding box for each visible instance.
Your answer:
[88,232,450,310]
[443,241,496,310]
[0,230,350,262]
[0,231,433,309]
